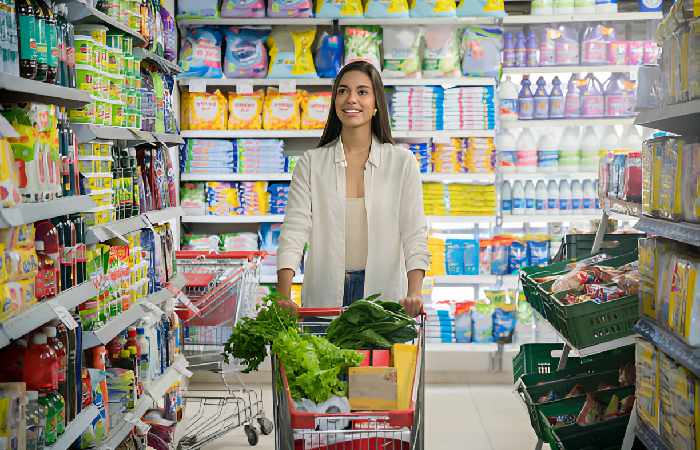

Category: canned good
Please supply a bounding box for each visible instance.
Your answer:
[69,102,96,124]
[112,103,125,127]
[73,36,94,66]
[106,47,117,74]
[75,65,96,96]
[74,24,108,46]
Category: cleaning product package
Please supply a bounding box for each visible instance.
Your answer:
[179,27,223,78]
[267,0,313,17]
[423,26,461,77]
[365,0,409,17]
[268,27,317,78]
[315,31,344,78]
[221,0,265,17]
[315,0,363,17]
[177,0,218,17]
[456,0,505,17]
[224,27,270,78]
[410,0,457,16]
[344,26,382,70]
[461,26,503,78]
[382,26,422,78]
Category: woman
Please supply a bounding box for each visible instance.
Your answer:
[276,60,429,316]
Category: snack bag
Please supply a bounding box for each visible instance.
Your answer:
[382,26,422,78]
[409,0,456,17]
[454,302,473,343]
[180,92,191,129]
[186,91,228,130]
[492,304,516,341]
[263,88,301,130]
[344,26,382,71]
[576,394,602,425]
[221,0,265,17]
[0,137,21,208]
[177,0,218,17]
[228,90,265,129]
[461,26,503,78]
[456,0,505,17]
[423,26,461,77]
[315,31,344,78]
[300,91,331,129]
[224,27,270,78]
[316,0,363,17]
[179,27,223,78]
[365,0,409,17]
[268,27,317,78]
[267,0,312,18]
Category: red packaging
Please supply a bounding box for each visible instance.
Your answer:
[623,152,642,202]
[357,350,371,366]
[608,41,628,65]
[643,41,660,65]
[371,350,391,367]
[626,41,644,65]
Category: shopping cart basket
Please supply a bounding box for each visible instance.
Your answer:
[175,251,274,448]
[273,308,425,450]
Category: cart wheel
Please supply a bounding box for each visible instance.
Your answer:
[258,417,274,435]
[244,424,259,446]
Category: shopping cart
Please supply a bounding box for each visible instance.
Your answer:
[273,307,425,450]
[174,250,274,448]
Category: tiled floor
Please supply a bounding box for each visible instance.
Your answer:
[179,383,546,450]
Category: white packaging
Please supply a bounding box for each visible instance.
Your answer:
[512,180,525,215]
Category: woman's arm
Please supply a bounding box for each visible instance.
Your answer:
[276,153,312,300]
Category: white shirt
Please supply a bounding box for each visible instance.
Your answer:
[277,135,430,308]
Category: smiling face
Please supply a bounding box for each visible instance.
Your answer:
[334,70,376,131]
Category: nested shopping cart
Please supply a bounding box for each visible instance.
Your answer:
[174,250,274,448]
[273,308,425,450]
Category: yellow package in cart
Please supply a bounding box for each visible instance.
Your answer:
[228,90,264,130]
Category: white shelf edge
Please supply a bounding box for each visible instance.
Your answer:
[634,99,700,136]
[181,173,293,182]
[67,0,146,45]
[177,17,331,27]
[502,213,602,223]
[46,405,100,450]
[421,173,496,182]
[501,171,598,181]
[426,342,520,352]
[86,207,184,244]
[502,11,662,24]
[500,117,636,128]
[181,215,285,223]
[430,274,519,287]
[180,129,495,139]
[178,76,495,87]
[427,216,496,224]
[502,65,640,74]
[0,196,97,228]
[145,206,185,225]
[0,73,92,108]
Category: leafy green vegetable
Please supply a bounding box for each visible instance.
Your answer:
[272,328,363,403]
[223,292,298,372]
[326,296,418,349]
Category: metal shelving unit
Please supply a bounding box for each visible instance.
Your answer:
[502,11,662,24]
[430,274,519,288]
[0,73,92,108]
[635,418,670,450]
[181,129,495,138]
[46,405,100,450]
[66,0,146,45]
[181,215,285,224]
[635,216,700,248]
[634,317,700,379]
[86,206,184,244]
[72,124,184,146]
[134,47,182,75]
[179,76,495,87]
[635,99,700,137]
[0,196,96,228]
[502,65,640,75]
[501,117,636,128]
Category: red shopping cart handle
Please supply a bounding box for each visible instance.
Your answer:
[296,307,344,317]
[176,250,267,261]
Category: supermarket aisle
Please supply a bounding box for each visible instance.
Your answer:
[184,383,541,450]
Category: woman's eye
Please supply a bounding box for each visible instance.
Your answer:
[337,88,347,95]
[359,90,368,96]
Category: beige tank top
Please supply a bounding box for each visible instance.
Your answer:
[345,197,368,271]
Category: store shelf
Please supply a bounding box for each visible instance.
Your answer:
[152,132,185,146]
[46,405,100,450]
[86,207,184,244]
[634,317,700,378]
[635,99,700,137]
[82,274,186,349]
[181,129,495,139]
[133,48,182,74]
[502,11,662,24]
[72,124,184,146]
[500,117,636,128]
[98,356,189,450]
[0,196,97,228]
[502,213,601,223]
[181,215,285,223]
[0,73,92,108]
[339,17,496,25]
[395,130,495,138]
[426,342,520,353]
[501,171,598,181]
[430,274,519,287]
[260,274,303,284]
[603,198,641,222]
[179,76,495,87]
[66,0,146,45]
[177,17,331,27]
[635,216,700,248]
[635,416,670,450]
[427,216,495,225]
[502,65,640,74]
[0,281,99,349]
[553,325,637,357]
[181,173,293,182]
[421,173,496,183]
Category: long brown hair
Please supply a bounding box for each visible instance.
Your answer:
[318,60,394,148]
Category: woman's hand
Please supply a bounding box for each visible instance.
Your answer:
[278,299,299,315]
[400,295,423,317]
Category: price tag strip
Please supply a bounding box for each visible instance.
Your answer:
[49,303,79,330]
[123,412,151,434]
[188,79,207,93]
[166,284,201,316]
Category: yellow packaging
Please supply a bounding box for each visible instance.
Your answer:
[268,27,317,77]
[186,91,228,130]
[180,92,190,130]
[348,367,397,411]
[392,343,417,410]
[263,88,301,130]
[315,0,363,16]
[680,26,690,102]
[300,91,331,129]
[0,138,20,208]
[635,340,660,432]
[659,353,700,450]
[228,90,264,130]
[6,248,38,281]
[0,224,34,250]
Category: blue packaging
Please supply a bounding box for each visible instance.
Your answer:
[471,304,494,343]
[223,27,270,78]
[365,0,410,17]
[491,240,509,275]
[492,308,516,340]
[456,0,505,17]
[508,240,527,274]
[527,239,550,267]
[454,303,472,343]
[463,239,479,275]
[445,239,466,275]
[315,32,344,78]
[410,0,456,17]
[179,28,223,78]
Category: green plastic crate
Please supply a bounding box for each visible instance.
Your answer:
[537,385,635,450]
[556,233,644,261]
[513,343,567,383]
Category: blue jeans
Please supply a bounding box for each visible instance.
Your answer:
[343,270,366,307]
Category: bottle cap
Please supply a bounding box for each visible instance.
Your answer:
[32,333,48,345]
[43,327,58,338]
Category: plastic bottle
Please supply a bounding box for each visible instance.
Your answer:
[555,25,579,66]
[622,76,637,117]
[38,393,56,445]
[501,180,512,215]
[16,0,37,79]
[33,0,47,82]
[594,180,601,209]
[518,76,534,120]
[554,0,574,14]
[524,180,536,212]
[581,73,605,118]
[549,76,565,118]
[532,0,553,15]
[570,180,583,210]
[564,73,582,118]
[596,0,617,13]
[41,0,57,83]
[535,180,547,211]
[539,28,556,66]
[137,327,150,382]
[603,73,626,117]
[575,0,595,13]
[497,129,518,172]
[582,25,612,65]
[533,76,549,119]
[512,181,525,215]
[537,132,559,172]
[503,32,515,67]
[582,179,596,210]
[579,126,599,171]
[599,125,619,159]
[43,327,66,386]
[24,333,58,391]
[619,125,642,152]
[517,128,538,172]
[558,126,581,171]
[526,31,538,67]
[515,32,527,68]
[547,180,559,210]
[498,76,519,121]
[49,392,65,436]
[558,180,571,214]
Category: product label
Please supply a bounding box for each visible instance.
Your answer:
[555,41,579,65]
[503,49,515,67]
[518,98,534,119]
[18,15,36,60]
[513,198,523,209]
[35,17,47,64]
[515,49,526,67]
[548,198,557,209]
[572,198,581,209]
[549,96,565,117]
[540,43,556,65]
[559,199,569,210]
[502,199,512,211]
[525,198,535,209]
[534,97,549,119]
[526,48,538,67]
[232,97,258,120]
[605,94,626,117]
[582,41,607,64]
[564,94,580,117]
[582,95,605,117]
[583,198,593,209]
[536,199,545,210]
[499,99,518,119]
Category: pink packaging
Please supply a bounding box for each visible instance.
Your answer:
[643,41,660,65]
[626,41,644,65]
[608,41,628,65]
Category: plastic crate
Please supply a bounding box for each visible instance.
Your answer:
[537,385,635,450]
[513,343,567,383]
[556,233,643,261]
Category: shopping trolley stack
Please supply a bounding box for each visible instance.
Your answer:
[174,251,273,448]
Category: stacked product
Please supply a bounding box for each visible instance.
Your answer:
[422,183,448,216]
[268,182,290,215]
[442,86,495,131]
[181,232,260,251]
[406,142,431,173]
[199,181,290,216]
[446,184,496,216]
[237,139,287,174]
[180,139,236,174]
[390,86,443,131]
[427,237,446,276]
[431,139,466,173]
[432,292,518,344]
[501,179,600,216]
[424,303,454,343]
[464,138,496,173]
